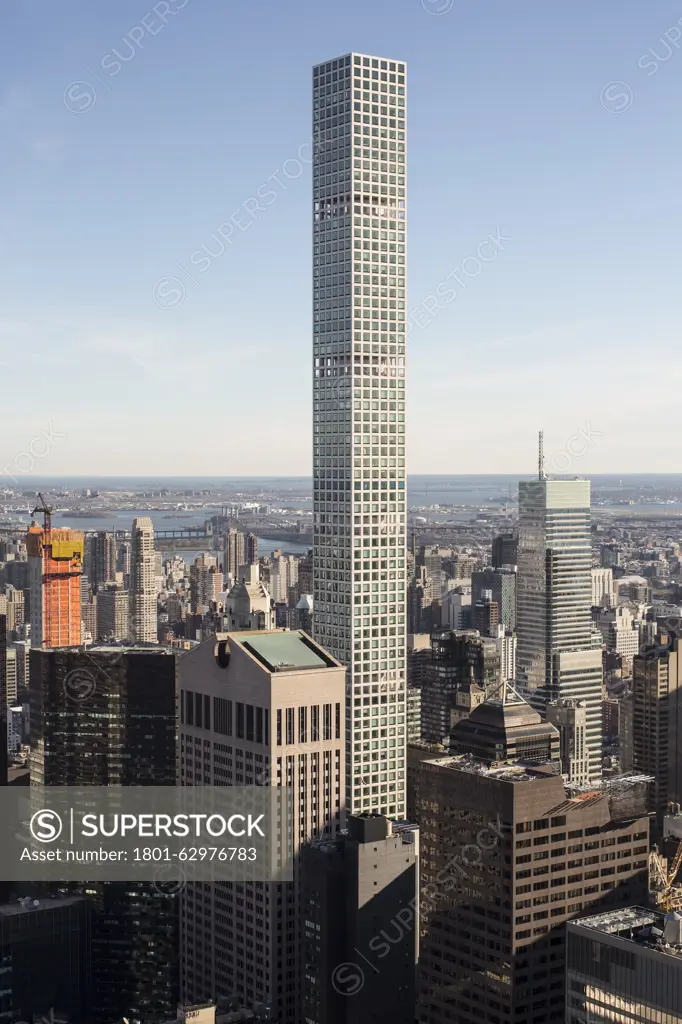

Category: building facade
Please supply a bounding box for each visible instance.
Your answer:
[179,630,346,1024]
[492,531,518,569]
[566,907,682,1023]
[29,645,179,1023]
[0,896,91,1023]
[630,634,682,826]
[27,523,83,648]
[311,52,408,817]
[131,517,158,642]
[84,531,117,593]
[517,474,603,778]
[301,815,419,1024]
[96,582,130,641]
[420,629,501,745]
[591,566,614,608]
[416,757,650,1024]
[472,567,517,631]
[546,698,591,786]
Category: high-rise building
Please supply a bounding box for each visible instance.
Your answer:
[495,627,517,684]
[5,647,17,704]
[630,633,682,827]
[408,566,434,634]
[117,537,132,586]
[1,584,25,632]
[10,638,30,700]
[131,517,157,642]
[29,645,179,1023]
[600,543,622,569]
[189,554,220,612]
[517,463,603,778]
[594,603,641,669]
[269,554,298,605]
[96,582,130,641]
[311,52,408,818]
[179,629,346,1024]
[566,906,682,1023]
[492,531,518,569]
[81,593,97,642]
[441,585,472,630]
[407,683,421,742]
[26,522,83,648]
[591,566,614,608]
[301,814,419,1024]
[0,606,6,786]
[546,697,591,785]
[471,566,517,630]
[84,531,117,593]
[420,629,501,745]
[416,756,650,1024]
[407,632,431,688]
[224,528,246,580]
[0,895,91,1023]
[244,531,258,567]
[473,591,499,637]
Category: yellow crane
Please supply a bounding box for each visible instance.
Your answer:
[650,840,682,912]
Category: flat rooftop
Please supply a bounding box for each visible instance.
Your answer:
[577,906,657,934]
[231,630,339,673]
[574,906,682,960]
[45,644,175,655]
[425,755,557,784]
[0,895,87,917]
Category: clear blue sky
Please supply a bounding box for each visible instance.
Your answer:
[1,0,680,477]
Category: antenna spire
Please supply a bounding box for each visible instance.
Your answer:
[538,430,546,481]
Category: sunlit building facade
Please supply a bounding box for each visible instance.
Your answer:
[311,52,408,816]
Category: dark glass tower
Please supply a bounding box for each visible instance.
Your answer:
[29,645,179,1024]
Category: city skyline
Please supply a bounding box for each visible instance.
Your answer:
[3,0,681,474]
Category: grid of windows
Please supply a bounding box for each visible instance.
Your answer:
[312,53,407,817]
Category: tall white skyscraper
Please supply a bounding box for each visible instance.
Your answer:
[130,516,157,642]
[311,52,408,817]
[516,454,603,777]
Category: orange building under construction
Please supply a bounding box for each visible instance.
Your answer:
[27,522,84,648]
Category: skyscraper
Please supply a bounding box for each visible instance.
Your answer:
[491,531,518,569]
[0,895,92,1023]
[301,815,419,1024]
[630,632,682,829]
[84,531,117,593]
[416,756,649,1024]
[29,645,179,1023]
[96,582,130,641]
[471,566,517,630]
[179,629,345,1023]
[311,52,408,818]
[27,521,83,648]
[516,451,603,777]
[224,528,245,580]
[131,516,157,642]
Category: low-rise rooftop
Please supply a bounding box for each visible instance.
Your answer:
[573,905,682,960]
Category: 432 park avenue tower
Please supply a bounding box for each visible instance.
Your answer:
[312,53,408,818]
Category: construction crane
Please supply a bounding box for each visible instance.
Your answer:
[650,840,682,912]
[31,492,52,534]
